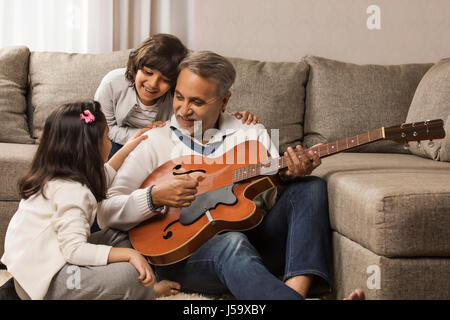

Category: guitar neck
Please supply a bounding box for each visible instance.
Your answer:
[291,127,384,160]
[232,127,385,183]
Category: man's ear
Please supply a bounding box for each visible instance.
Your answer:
[221,91,232,113]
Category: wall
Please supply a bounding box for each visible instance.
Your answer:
[153,0,450,64]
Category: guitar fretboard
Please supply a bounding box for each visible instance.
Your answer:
[232,128,384,183]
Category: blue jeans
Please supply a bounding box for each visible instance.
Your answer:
[154,176,332,300]
[91,140,123,233]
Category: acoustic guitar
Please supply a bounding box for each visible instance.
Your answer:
[129,119,445,265]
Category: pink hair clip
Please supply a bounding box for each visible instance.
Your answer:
[80,110,95,124]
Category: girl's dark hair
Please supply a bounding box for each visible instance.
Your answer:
[125,33,188,92]
[19,101,108,202]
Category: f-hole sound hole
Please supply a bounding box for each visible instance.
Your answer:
[162,219,179,240]
[173,169,206,175]
[163,231,172,239]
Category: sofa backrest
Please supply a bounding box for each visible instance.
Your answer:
[226,57,309,153]
[0,46,438,158]
[303,56,433,154]
[406,58,450,161]
[0,46,34,144]
[29,50,131,141]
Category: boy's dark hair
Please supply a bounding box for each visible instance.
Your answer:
[19,101,108,202]
[125,33,188,91]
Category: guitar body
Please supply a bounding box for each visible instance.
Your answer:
[129,141,279,266]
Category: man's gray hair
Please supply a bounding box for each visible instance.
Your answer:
[178,51,236,98]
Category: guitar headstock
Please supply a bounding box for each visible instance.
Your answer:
[384,119,445,146]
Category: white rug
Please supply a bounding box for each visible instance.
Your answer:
[0,270,225,300]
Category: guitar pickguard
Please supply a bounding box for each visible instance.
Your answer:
[179,184,237,225]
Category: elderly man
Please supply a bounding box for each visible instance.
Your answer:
[99,51,363,300]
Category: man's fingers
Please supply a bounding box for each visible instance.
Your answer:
[311,143,325,147]
[180,174,201,188]
[174,174,198,185]
[177,194,196,204]
[302,146,321,170]
[183,178,199,189]
[287,146,304,175]
[309,150,321,168]
[181,201,194,207]
[296,145,314,174]
[283,150,295,176]
[284,145,318,177]
[179,188,197,197]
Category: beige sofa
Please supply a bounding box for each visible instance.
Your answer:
[1,45,449,299]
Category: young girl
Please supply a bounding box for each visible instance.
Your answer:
[1,101,180,300]
[95,33,259,159]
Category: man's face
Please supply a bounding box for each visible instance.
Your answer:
[173,68,230,136]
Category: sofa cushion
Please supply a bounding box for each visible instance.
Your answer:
[29,50,131,140]
[332,232,450,300]
[226,57,309,154]
[0,143,38,201]
[406,58,450,162]
[313,153,450,257]
[0,46,34,144]
[303,56,432,153]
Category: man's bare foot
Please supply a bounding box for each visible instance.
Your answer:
[344,288,365,300]
[154,280,182,298]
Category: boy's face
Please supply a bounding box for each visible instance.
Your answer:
[135,66,172,106]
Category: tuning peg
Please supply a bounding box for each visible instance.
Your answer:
[403,142,409,150]
[428,140,434,147]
